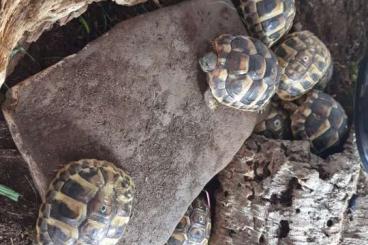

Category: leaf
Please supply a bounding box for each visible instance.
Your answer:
[79,16,91,34]
[0,184,21,202]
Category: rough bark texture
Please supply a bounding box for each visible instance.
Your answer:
[2,1,259,244]
[0,0,148,87]
[340,171,368,244]
[211,133,361,244]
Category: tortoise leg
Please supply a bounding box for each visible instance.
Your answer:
[204,89,219,111]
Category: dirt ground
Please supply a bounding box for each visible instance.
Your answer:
[0,148,38,245]
[1,0,367,244]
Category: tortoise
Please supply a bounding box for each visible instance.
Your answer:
[254,102,291,139]
[291,90,348,155]
[199,34,280,112]
[274,31,332,101]
[166,194,211,245]
[315,62,333,90]
[239,0,296,47]
[36,159,135,245]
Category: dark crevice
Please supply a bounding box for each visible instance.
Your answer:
[316,166,330,180]
[347,194,358,212]
[247,189,255,201]
[279,177,301,207]
[254,161,272,182]
[6,0,184,88]
[267,177,301,207]
[228,229,236,237]
[259,234,265,243]
[326,217,339,228]
[224,191,229,198]
[278,220,290,238]
[327,219,333,227]
[280,143,289,157]
[204,175,220,229]
[270,193,278,205]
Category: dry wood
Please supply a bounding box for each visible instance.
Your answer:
[0,0,147,86]
[341,171,368,244]
[211,133,362,244]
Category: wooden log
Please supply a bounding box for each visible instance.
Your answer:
[211,133,361,244]
[341,171,368,244]
[0,0,147,87]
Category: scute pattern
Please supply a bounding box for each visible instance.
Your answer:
[36,159,135,245]
[275,31,332,101]
[166,195,211,245]
[291,90,348,155]
[240,0,296,47]
[208,34,280,111]
[255,102,290,139]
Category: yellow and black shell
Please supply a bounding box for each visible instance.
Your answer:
[315,62,333,90]
[239,0,296,47]
[254,102,291,139]
[274,31,332,101]
[36,159,135,245]
[166,195,211,245]
[291,90,348,155]
[205,34,280,112]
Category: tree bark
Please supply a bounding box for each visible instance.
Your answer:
[0,0,147,86]
[211,133,362,244]
[340,171,368,244]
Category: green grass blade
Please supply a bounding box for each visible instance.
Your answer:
[0,184,21,202]
[79,16,91,34]
[10,46,37,64]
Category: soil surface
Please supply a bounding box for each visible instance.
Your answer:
[1,0,368,244]
[0,120,39,245]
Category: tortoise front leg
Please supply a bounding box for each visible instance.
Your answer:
[204,89,219,111]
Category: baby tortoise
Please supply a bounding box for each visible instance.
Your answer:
[166,194,211,245]
[274,31,332,101]
[291,90,348,155]
[315,62,333,90]
[36,159,135,245]
[254,102,291,139]
[199,34,280,112]
[239,0,296,47]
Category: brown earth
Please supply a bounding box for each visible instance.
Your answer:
[0,120,38,245]
[1,0,368,244]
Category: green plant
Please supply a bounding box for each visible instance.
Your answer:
[0,184,21,202]
[10,46,37,63]
[78,16,91,34]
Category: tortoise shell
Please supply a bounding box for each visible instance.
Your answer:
[315,62,333,90]
[240,0,296,47]
[200,34,280,112]
[167,195,211,245]
[254,102,291,139]
[274,31,332,101]
[36,159,135,245]
[291,90,348,155]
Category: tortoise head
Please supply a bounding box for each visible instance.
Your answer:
[199,52,217,72]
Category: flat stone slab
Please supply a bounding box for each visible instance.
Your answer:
[2,0,257,244]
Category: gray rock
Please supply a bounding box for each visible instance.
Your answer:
[2,0,258,244]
